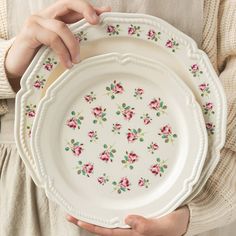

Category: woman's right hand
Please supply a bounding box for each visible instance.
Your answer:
[5,0,110,91]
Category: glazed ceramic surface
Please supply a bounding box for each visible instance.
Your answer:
[31,53,207,227]
[15,13,226,198]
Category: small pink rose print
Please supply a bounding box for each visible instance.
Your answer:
[126,128,144,143]
[140,113,152,125]
[147,142,159,154]
[134,88,144,99]
[107,24,120,36]
[84,91,96,104]
[116,103,135,121]
[88,130,98,142]
[66,111,84,130]
[65,139,84,157]
[97,173,109,185]
[67,118,77,129]
[199,83,210,97]
[33,75,46,89]
[165,38,179,52]
[206,122,215,135]
[100,150,111,162]
[150,158,168,177]
[25,104,36,118]
[77,161,94,177]
[73,146,83,156]
[83,163,94,174]
[121,151,139,170]
[158,125,177,143]
[112,123,122,134]
[74,31,87,42]
[112,177,131,194]
[147,29,161,41]
[99,144,116,163]
[189,64,203,77]
[120,177,130,188]
[203,102,215,116]
[128,24,141,37]
[92,106,107,124]
[138,178,150,188]
[106,80,124,99]
[150,164,160,176]
[149,98,167,116]
[43,57,57,71]
[123,109,135,121]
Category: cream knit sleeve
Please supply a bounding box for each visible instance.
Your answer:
[186,1,236,235]
[0,38,15,99]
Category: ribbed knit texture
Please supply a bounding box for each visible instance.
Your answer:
[0,0,236,235]
[186,0,236,235]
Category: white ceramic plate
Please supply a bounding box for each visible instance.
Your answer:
[31,53,207,228]
[15,13,226,198]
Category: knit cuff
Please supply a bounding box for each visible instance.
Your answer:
[185,148,236,235]
[0,38,15,99]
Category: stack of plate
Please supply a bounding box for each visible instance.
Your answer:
[15,13,227,228]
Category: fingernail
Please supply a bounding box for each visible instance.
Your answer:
[91,13,99,22]
[66,60,73,69]
[74,54,80,64]
[77,221,82,226]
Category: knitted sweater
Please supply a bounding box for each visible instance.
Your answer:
[0,0,236,235]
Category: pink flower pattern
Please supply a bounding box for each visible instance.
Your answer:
[126,128,144,143]
[128,24,141,37]
[33,75,46,89]
[99,144,116,163]
[149,98,167,116]
[25,104,36,118]
[147,29,161,41]
[65,139,84,157]
[116,103,135,121]
[84,92,96,104]
[189,64,203,77]
[97,173,109,185]
[121,151,139,169]
[106,24,120,36]
[74,31,87,42]
[147,142,159,154]
[112,123,122,134]
[150,158,168,177]
[165,38,179,52]
[112,177,131,194]
[43,57,57,71]
[77,161,94,177]
[66,111,84,130]
[199,83,210,97]
[106,80,124,99]
[92,106,107,124]
[158,125,178,143]
[138,178,150,188]
[134,88,144,99]
[203,102,215,116]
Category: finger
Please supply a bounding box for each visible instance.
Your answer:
[58,6,111,24]
[78,221,133,236]
[35,16,80,64]
[125,215,157,235]
[66,214,78,225]
[31,20,72,68]
[43,0,100,25]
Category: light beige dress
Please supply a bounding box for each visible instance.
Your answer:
[1,0,236,236]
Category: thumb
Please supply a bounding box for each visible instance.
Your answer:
[125,215,151,234]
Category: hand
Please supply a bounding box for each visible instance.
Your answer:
[5,0,110,91]
[67,206,190,236]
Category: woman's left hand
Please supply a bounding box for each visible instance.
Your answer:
[67,206,190,236]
